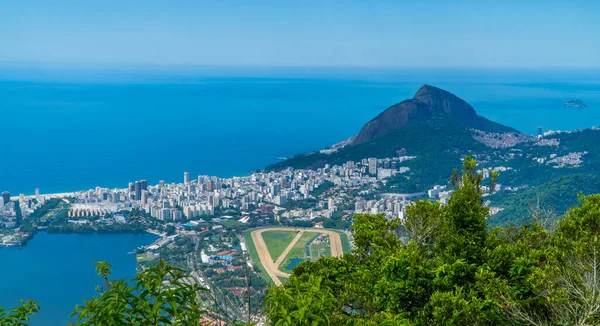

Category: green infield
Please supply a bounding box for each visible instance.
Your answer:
[261,230,299,261]
[278,232,320,273]
[310,239,332,260]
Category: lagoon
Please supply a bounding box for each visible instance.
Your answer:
[0,232,157,325]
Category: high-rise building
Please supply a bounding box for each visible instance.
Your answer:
[2,191,10,205]
[537,127,543,139]
[134,181,142,201]
[368,158,377,175]
[35,188,40,198]
[141,190,148,205]
[184,172,190,184]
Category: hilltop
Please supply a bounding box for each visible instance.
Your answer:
[353,84,516,145]
[266,85,524,190]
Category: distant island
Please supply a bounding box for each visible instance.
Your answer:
[565,99,586,108]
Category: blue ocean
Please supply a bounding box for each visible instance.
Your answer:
[1,66,600,195]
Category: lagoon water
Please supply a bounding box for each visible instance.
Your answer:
[0,232,158,325]
[0,67,599,324]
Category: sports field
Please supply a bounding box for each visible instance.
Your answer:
[261,230,299,262]
[247,227,348,286]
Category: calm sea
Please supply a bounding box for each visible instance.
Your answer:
[0,232,158,325]
[1,67,599,195]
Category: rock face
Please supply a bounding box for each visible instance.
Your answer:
[352,85,516,145]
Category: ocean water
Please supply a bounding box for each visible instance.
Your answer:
[0,232,158,325]
[0,66,599,196]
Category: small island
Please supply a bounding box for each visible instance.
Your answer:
[565,99,586,108]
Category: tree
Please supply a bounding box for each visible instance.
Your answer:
[265,276,337,326]
[263,157,559,325]
[404,200,442,249]
[71,259,208,325]
[0,301,39,326]
[166,225,176,236]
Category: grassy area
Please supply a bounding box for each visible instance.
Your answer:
[136,253,158,263]
[310,239,332,260]
[287,232,320,259]
[243,229,273,284]
[219,220,243,228]
[278,232,319,272]
[335,230,353,253]
[262,230,298,261]
[278,276,289,284]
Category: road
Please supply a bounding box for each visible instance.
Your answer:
[250,227,344,286]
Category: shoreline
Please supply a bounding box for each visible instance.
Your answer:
[1,227,163,248]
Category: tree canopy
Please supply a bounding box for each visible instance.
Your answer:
[264,156,600,325]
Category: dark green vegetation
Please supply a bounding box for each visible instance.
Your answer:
[71,260,206,325]
[17,198,64,233]
[267,118,481,192]
[490,174,600,226]
[265,157,600,325]
[311,180,335,198]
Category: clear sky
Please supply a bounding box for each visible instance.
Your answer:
[1,0,599,68]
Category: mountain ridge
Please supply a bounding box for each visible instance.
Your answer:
[353,84,517,145]
[266,85,520,177]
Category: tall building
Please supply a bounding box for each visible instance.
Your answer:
[2,191,10,205]
[537,127,543,139]
[141,190,148,205]
[368,158,377,175]
[35,188,40,198]
[134,181,142,201]
[184,172,190,184]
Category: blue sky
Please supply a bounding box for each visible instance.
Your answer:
[1,0,599,68]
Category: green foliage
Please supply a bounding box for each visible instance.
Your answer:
[311,180,335,198]
[71,259,208,325]
[265,276,337,325]
[0,300,39,326]
[490,174,600,226]
[265,157,600,325]
[266,119,483,192]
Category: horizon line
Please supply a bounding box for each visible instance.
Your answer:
[2,60,600,71]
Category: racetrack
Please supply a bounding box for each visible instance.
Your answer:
[250,227,344,286]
